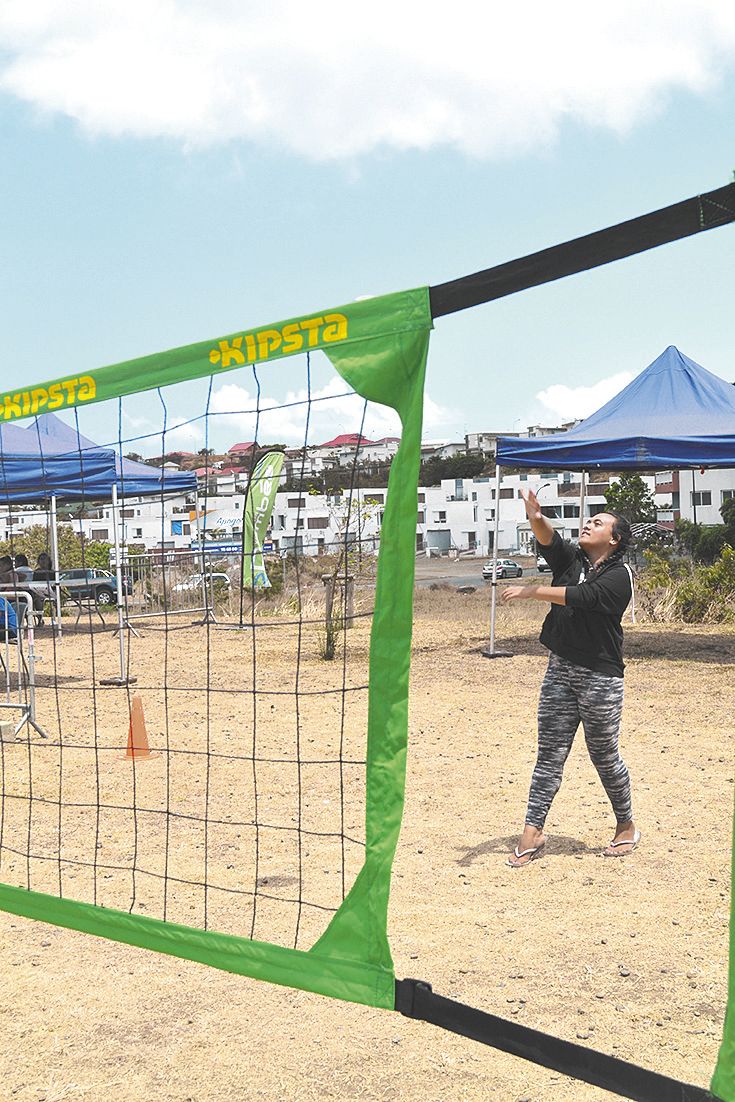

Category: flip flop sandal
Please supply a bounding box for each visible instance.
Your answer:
[507,842,545,868]
[602,828,641,858]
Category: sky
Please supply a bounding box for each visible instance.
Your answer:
[1,2,734,455]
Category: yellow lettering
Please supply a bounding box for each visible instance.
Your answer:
[322,313,348,343]
[30,387,49,414]
[299,316,323,347]
[256,328,282,360]
[2,395,21,420]
[21,391,31,416]
[244,333,257,362]
[62,380,77,404]
[47,383,64,411]
[281,322,303,354]
[77,375,96,401]
[209,337,245,368]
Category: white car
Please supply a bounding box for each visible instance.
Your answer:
[482,558,523,580]
[173,572,231,593]
[537,555,552,573]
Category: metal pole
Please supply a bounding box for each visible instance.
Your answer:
[482,465,512,659]
[691,469,697,525]
[579,471,587,537]
[49,495,62,638]
[195,488,208,613]
[111,484,127,681]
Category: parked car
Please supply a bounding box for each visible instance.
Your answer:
[58,568,132,606]
[537,555,552,573]
[173,572,231,594]
[482,558,523,580]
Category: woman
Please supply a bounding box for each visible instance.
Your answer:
[33,552,55,581]
[501,487,638,867]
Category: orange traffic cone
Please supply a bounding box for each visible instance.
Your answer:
[122,694,158,760]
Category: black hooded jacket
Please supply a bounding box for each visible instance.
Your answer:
[537,531,632,677]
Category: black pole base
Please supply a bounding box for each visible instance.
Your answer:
[481,648,514,659]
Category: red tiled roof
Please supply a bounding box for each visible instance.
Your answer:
[319,433,375,448]
[373,437,400,444]
[228,441,257,454]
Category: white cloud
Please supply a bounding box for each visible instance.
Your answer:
[1,3,734,158]
[207,377,451,446]
[536,370,634,422]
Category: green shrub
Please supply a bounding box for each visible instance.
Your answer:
[638,545,735,623]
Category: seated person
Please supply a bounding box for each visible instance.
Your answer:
[0,555,18,586]
[33,552,55,581]
[13,554,33,582]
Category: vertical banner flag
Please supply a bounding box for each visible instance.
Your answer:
[242,451,285,588]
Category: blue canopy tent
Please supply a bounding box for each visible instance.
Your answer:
[0,414,197,672]
[496,346,735,471]
[25,413,197,497]
[0,419,119,503]
[483,346,735,657]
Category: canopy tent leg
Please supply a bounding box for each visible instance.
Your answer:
[482,466,513,659]
[193,488,217,626]
[49,495,62,639]
[100,484,137,687]
[579,470,587,533]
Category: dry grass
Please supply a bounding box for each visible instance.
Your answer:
[0,584,732,1101]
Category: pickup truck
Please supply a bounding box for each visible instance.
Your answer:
[58,568,132,606]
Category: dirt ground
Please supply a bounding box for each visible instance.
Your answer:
[0,581,732,1102]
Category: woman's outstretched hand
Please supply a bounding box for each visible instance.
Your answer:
[501,585,528,603]
[520,487,542,519]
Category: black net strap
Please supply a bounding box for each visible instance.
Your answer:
[396,980,714,1102]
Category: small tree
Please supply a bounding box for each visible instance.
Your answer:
[0,524,112,571]
[605,474,656,522]
[721,497,735,544]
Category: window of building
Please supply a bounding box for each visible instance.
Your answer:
[366,492,384,504]
[467,531,476,550]
[656,471,674,485]
[498,488,513,499]
[563,504,580,518]
[417,493,425,503]
[722,489,735,503]
[417,511,425,524]
[416,533,424,551]
[91,528,109,540]
[691,491,712,507]
[473,506,478,522]
[570,528,579,538]
[307,516,329,529]
[134,528,143,538]
[287,497,305,508]
[296,518,304,529]
[434,511,447,523]
[540,507,558,519]
[471,491,477,501]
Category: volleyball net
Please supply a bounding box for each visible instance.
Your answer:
[0,287,431,1008]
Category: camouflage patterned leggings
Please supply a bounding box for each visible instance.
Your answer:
[525,653,632,830]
